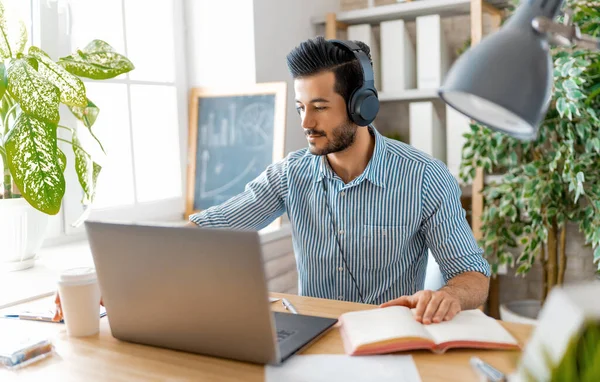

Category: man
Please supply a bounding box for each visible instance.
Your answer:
[188,36,491,325]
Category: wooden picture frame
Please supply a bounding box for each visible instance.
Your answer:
[186,82,287,229]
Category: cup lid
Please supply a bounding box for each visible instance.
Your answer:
[59,267,97,285]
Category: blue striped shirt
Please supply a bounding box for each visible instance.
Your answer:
[190,127,490,304]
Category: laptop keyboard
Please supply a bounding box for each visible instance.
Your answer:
[276,329,297,343]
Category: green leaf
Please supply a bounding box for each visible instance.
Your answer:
[28,46,87,107]
[5,113,65,214]
[557,97,567,118]
[524,164,538,177]
[69,98,99,128]
[73,132,102,204]
[69,98,105,155]
[563,79,578,90]
[567,89,585,101]
[0,2,27,58]
[7,59,60,124]
[58,39,134,80]
[0,61,7,100]
[57,148,66,173]
[594,246,600,263]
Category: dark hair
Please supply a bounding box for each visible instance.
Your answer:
[286,36,372,107]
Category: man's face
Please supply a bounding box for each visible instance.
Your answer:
[294,71,357,156]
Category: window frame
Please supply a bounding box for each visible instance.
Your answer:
[34,0,189,243]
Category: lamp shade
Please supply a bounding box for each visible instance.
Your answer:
[438,0,563,141]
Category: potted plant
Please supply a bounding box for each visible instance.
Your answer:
[0,1,134,271]
[460,0,600,322]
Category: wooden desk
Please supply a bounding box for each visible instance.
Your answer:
[0,293,532,381]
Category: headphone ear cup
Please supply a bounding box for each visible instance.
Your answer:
[349,88,379,126]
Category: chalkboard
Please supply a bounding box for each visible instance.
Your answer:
[186,83,287,221]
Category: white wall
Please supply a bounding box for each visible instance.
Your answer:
[184,0,339,152]
[253,0,339,153]
[185,0,256,88]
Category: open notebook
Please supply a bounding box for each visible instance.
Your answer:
[339,306,520,355]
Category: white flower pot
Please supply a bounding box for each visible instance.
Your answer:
[499,299,541,325]
[0,198,49,271]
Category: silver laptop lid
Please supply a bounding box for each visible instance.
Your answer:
[84,221,280,364]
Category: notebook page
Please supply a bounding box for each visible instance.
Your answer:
[341,306,431,348]
[422,310,518,346]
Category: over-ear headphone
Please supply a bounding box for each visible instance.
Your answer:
[329,39,380,126]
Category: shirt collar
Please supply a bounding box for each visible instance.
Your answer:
[314,126,387,188]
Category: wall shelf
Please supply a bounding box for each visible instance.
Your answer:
[379,88,440,102]
[312,0,510,25]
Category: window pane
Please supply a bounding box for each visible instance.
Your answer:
[69,0,125,57]
[130,85,182,202]
[124,0,175,82]
[81,82,135,209]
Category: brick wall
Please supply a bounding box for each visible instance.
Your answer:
[498,222,599,304]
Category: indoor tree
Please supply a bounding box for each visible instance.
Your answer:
[460,0,600,301]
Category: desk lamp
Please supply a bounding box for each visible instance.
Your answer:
[438,0,600,141]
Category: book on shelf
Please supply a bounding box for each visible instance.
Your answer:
[381,19,416,92]
[347,23,381,90]
[409,101,446,162]
[416,14,451,90]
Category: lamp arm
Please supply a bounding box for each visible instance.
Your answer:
[532,15,600,51]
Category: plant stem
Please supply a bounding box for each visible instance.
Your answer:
[3,102,17,136]
[57,137,92,158]
[546,219,559,297]
[558,224,567,285]
[541,244,548,304]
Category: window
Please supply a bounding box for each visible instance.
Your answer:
[51,0,188,236]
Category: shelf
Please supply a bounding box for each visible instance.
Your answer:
[379,88,440,102]
[312,0,511,25]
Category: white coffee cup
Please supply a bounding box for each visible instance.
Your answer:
[57,267,102,337]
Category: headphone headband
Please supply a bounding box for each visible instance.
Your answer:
[329,39,375,84]
[328,39,379,126]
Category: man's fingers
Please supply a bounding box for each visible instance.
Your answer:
[380,295,413,308]
[414,291,432,322]
[432,299,452,323]
[422,293,444,324]
[444,302,462,321]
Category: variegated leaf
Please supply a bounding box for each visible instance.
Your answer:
[73,132,102,204]
[69,98,99,128]
[5,113,65,214]
[69,98,105,154]
[7,59,60,124]
[58,148,66,173]
[0,2,27,58]
[29,46,87,107]
[58,39,134,80]
[0,61,7,101]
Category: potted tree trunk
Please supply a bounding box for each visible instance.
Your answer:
[0,1,134,271]
[460,0,600,323]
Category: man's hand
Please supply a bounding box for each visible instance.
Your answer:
[380,289,461,325]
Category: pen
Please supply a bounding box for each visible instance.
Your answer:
[281,298,298,314]
[470,357,506,382]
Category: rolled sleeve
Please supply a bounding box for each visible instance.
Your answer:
[420,160,491,282]
[189,158,288,230]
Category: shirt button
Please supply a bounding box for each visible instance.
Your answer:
[338,267,344,272]
[339,229,345,235]
[340,191,346,197]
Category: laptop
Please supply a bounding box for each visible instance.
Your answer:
[84,221,337,365]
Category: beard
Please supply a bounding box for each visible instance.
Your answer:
[305,119,357,156]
